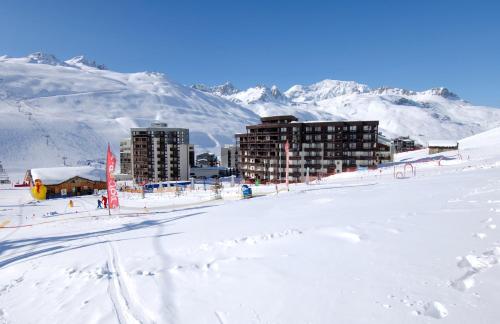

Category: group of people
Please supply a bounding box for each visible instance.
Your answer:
[97,195,108,209]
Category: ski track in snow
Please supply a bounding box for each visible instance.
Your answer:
[105,241,155,324]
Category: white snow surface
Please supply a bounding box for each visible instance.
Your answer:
[30,166,106,185]
[0,127,500,323]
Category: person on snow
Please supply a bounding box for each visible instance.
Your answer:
[102,195,108,209]
[97,199,102,209]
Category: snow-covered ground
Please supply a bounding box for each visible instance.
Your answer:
[0,128,500,323]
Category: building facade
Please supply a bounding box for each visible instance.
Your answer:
[220,144,239,172]
[0,161,10,184]
[376,134,395,164]
[393,136,416,153]
[236,115,379,183]
[196,152,218,167]
[130,122,191,182]
[428,140,459,154]
[120,138,132,175]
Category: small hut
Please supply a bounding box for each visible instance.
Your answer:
[428,140,459,154]
[25,166,106,199]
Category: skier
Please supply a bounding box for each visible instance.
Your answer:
[97,199,102,209]
[102,195,108,209]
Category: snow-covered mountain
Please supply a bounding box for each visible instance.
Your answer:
[1,52,500,174]
[0,53,259,172]
[194,83,289,105]
[199,79,500,144]
[285,79,370,103]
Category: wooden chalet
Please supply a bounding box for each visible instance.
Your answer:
[25,166,106,199]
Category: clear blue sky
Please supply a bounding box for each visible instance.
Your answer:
[1,0,499,106]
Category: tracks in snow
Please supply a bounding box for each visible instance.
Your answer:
[105,242,155,324]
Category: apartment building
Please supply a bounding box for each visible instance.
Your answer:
[236,115,379,183]
[128,122,191,182]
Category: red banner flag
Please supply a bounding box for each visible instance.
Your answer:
[106,144,119,209]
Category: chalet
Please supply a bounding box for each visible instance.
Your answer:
[428,140,459,154]
[25,166,106,199]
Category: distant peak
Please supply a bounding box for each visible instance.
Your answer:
[423,87,460,100]
[192,81,240,96]
[65,55,107,70]
[285,79,370,102]
[371,87,416,96]
[26,52,68,66]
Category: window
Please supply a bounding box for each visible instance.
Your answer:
[315,135,321,141]
[350,134,357,140]
[315,126,321,132]
[305,126,312,132]
[363,125,372,131]
[327,134,333,140]
[363,143,372,149]
[305,135,312,141]
[349,143,357,149]
[281,135,287,141]
[327,126,334,132]
[281,127,287,132]
[363,134,372,140]
[349,125,357,132]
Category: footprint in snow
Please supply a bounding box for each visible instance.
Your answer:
[422,301,448,319]
[473,233,487,240]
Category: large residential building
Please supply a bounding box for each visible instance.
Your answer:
[220,144,239,171]
[236,115,379,183]
[128,122,191,182]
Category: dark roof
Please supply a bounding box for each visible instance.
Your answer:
[260,115,298,123]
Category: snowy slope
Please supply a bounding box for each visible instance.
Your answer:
[199,79,500,145]
[0,127,500,323]
[0,53,259,172]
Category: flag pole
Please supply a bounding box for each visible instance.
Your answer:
[106,143,111,216]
